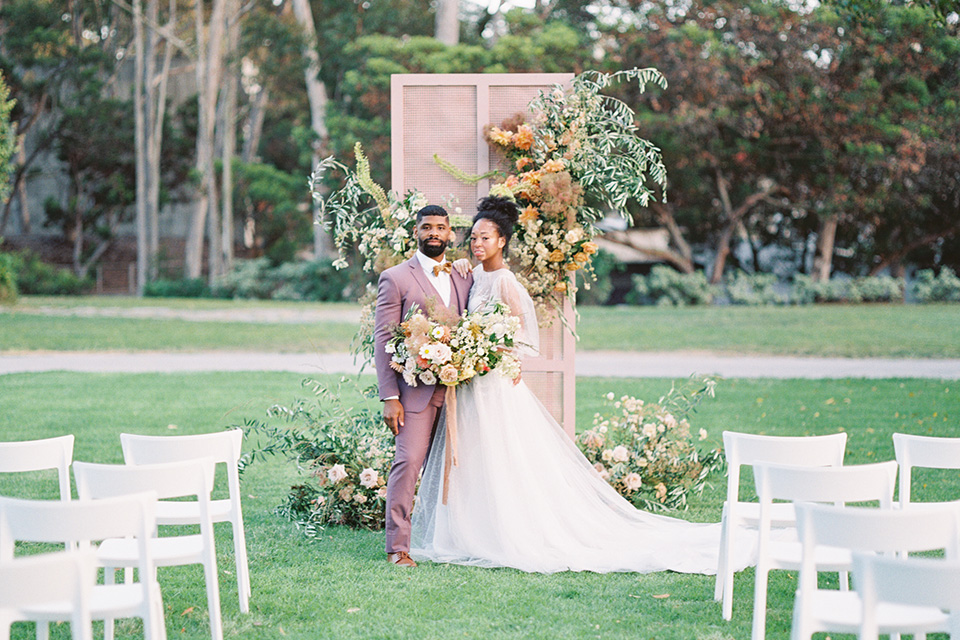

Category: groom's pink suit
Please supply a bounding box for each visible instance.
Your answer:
[375,255,472,554]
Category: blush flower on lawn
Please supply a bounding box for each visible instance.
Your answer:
[624,473,643,491]
[327,464,348,483]
[612,445,629,463]
[359,468,379,489]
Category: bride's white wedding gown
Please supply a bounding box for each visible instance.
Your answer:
[411,266,756,574]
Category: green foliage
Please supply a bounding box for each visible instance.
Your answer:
[0,248,17,305]
[630,266,715,306]
[232,160,313,264]
[0,71,15,206]
[911,267,960,303]
[143,278,211,299]
[239,377,393,532]
[4,249,91,295]
[792,275,905,304]
[212,257,356,302]
[724,271,787,306]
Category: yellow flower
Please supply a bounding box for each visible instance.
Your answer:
[547,250,565,262]
[565,262,580,271]
[574,252,589,264]
[582,241,599,255]
[488,127,513,146]
[554,281,567,293]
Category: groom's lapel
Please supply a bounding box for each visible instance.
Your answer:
[407,257,439,306]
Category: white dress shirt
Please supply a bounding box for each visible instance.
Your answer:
[415,250,451,307]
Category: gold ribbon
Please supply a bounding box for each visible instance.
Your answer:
[442,385,458,505]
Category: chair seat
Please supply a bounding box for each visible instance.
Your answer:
[730,500,797,526]
[155,499,233,526]
[810,590,949,633]
[99,534,207,567]
[20,583,152,621]
[768,541,852,571]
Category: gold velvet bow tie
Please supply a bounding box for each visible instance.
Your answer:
[432,262,452,277]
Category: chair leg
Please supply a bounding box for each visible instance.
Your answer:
[721,521,737,620]
[103,568,116,640]
[231,519,250,613]
[715,508,729,602]
[147,582,167,640]
[751,564,770,640]
[36,621,50,640]
[202,555,224,640]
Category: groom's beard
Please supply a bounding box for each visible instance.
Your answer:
[419,237,448,259]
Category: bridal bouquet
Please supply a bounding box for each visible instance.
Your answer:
[387,302,523,387]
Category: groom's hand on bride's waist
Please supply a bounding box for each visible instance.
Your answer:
[383,398,404,436]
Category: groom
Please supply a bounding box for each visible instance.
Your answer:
[374,204,473,567]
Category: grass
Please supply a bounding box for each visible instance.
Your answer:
[4,297,960,357]
[1,371,958,639]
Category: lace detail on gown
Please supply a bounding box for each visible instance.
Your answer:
[410,267,757,574]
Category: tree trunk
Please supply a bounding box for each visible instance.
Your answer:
[650,202,694,273]
[709,169,782,284]
[241,86,267,163]
[435,0,459,45]
[290,0,334,259]
[147,0,176,280]
[812,214,838,282]
[868,220,960,276]
[133,0,148,295]
[15,141,29,233]
[220,0,239,273]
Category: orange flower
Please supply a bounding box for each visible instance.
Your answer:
[504,174,520,189]
[515,156,533,171]
[574,252,589,264]
[542,159,566,173]
[519,170,542,186]
[520,206,539,223]
[565,262,580,271]
[554,281,568,293]
[582,241,599,255]
[514,124,534,150]
[548,250,565,262]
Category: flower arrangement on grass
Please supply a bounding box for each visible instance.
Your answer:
[387,301,523,388]
[577,376,723,511]
[240,377,394,532]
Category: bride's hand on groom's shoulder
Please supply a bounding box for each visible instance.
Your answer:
[452,258,473,278]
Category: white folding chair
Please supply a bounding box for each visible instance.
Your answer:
[791,502,960,640]
[715,430,847,620]
[0,550,96,640]
[74,459,222,640]
[120,430,250,613]
[0,493,164,640]
[854,552,960,640]
[750,460,897,640]
[893,432,960,507]
[0,435,75,501]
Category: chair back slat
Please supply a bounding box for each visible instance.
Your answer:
[754,460,897,507]
[74,459,215,502]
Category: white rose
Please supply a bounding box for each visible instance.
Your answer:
[327,464,348,483]
[612,446,629,463]
[601,449,614,462]
[642,423,657,438]
[419,370,437,386]
[385,342,396,354]
[605,392,615,401]
[624,473,643,491]
[359,468,379,489]
[402,370,417,387]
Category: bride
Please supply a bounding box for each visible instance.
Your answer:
[410,195,755,574]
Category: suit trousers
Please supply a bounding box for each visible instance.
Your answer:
[385,384,446,553]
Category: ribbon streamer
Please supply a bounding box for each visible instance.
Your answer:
[442,385,458,505]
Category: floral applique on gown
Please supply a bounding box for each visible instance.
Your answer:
[411,267,757,574]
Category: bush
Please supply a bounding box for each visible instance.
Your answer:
[0,250,17,304]
[212,257,355,301]
[724,271,787,305]
[239,377,392,533]
[575,248,622,306]
[848,276,904,303]
[628,265,714,306]
[792,274,905,304]
[9,250,91,295]
[143,277,211,298]
[911,267,960,303]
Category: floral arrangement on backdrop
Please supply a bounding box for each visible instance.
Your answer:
[310,68,667,358]
[576,375,723,511]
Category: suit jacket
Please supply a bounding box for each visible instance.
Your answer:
[374,256,473,413]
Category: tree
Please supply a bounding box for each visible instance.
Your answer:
[0,71,15,207]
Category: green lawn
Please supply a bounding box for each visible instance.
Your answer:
[4,297,960,357]
[1,372,957,639]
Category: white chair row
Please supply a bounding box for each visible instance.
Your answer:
[0,430,250,640]
[716,430,960,639]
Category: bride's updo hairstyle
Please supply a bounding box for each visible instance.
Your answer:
[472,195,520,256]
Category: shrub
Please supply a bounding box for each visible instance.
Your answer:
[574,248,622,306]
[211,257,355,301]
[212,258,276,299]
[911,267,960,303]
[239,377,393,533]
[724,271,786,305]
[143,278,210,298]
[848,276,904,303]
[628,265,714,306]
[10,250,91,295]
[577,376,723,511]
[0,250,17,304]
[792,274,905,304]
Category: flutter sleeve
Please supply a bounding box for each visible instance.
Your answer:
[496,272,540,357]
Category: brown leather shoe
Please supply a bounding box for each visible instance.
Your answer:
[387,551,417,567]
